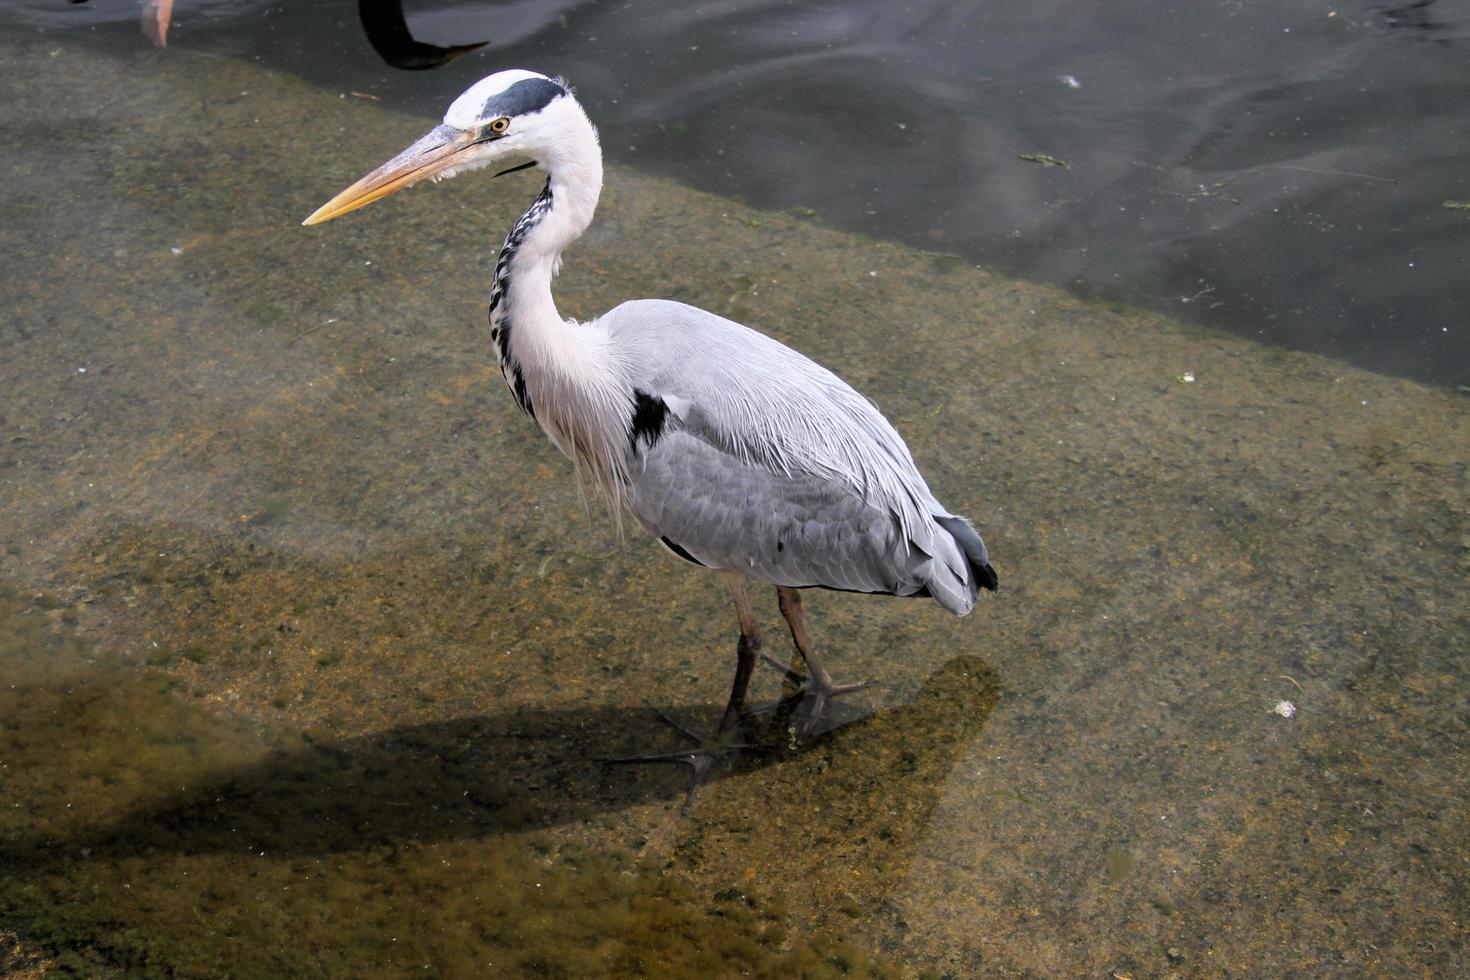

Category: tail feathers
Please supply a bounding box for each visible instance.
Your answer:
[935,514,998,594]
[911,513,998,617]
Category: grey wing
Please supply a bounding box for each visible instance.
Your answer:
[602,299,995,613]
[627,427,925,596]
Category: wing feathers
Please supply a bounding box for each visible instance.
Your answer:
[602,300,996,615]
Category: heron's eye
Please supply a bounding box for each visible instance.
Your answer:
[488,116,511,135]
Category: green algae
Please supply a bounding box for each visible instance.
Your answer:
[1018,153,1070,168]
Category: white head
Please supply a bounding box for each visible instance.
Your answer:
[303,69,599,225]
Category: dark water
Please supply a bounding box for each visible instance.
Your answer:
[2,3,1468,977]
[11,0,1469,386]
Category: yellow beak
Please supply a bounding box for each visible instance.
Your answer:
[302,125,480,226]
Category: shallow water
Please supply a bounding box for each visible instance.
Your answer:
[1,22,1467,980]
[10,0,1470,386]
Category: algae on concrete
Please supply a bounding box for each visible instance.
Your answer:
[1,33,1466,978]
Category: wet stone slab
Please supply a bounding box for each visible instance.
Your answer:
[1,36,1467,978]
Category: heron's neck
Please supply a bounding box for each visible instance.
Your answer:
[486,116,627,504]
[489,130,603,418]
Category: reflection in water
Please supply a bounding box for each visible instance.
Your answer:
[13,0,1470,385]
[358,0,487,71]
[140,0,173,47]
[1374,0,1449,35]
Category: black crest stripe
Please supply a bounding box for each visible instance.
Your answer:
[481,78,566,120]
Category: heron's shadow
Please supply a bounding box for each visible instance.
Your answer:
[7,656,998,873]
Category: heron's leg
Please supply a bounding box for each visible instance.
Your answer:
[603,574,764,814]
[775,586,834,686]
[762,586,874,737]
[719,575,763,730]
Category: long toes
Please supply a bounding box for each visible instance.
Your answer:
[602,748,705,766]
[652,709,708,745]
[743,685,805,718]
[758,652,807,685]
[782,677,877,740]
[603,711,764,813]
[793,693,828,739]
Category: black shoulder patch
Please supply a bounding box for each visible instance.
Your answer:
[482,78,566,120]
[629,389,668,451]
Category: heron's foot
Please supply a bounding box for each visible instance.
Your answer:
[603,710,756,815]
[754,653,875,741]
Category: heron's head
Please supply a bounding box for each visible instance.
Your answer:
[303,69,591,226]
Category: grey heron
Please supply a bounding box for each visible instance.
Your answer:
[304,70,997,802]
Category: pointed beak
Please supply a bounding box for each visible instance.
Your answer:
[302,124,481,226]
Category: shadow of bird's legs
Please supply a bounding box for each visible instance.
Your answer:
[604,575,765,813]
[756,585,874,739]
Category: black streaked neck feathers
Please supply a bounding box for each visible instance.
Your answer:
[488,180,554,418]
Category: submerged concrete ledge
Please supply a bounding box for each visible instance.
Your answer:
[1,36,1466,977]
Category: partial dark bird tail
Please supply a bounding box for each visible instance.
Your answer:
[935,514,998,593]
[914,512,998,616]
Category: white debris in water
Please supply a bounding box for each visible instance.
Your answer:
[1273,699,1297,719]
[1058,75,1081,89]
[1175,371,1196,383]
[170,246,182,256]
